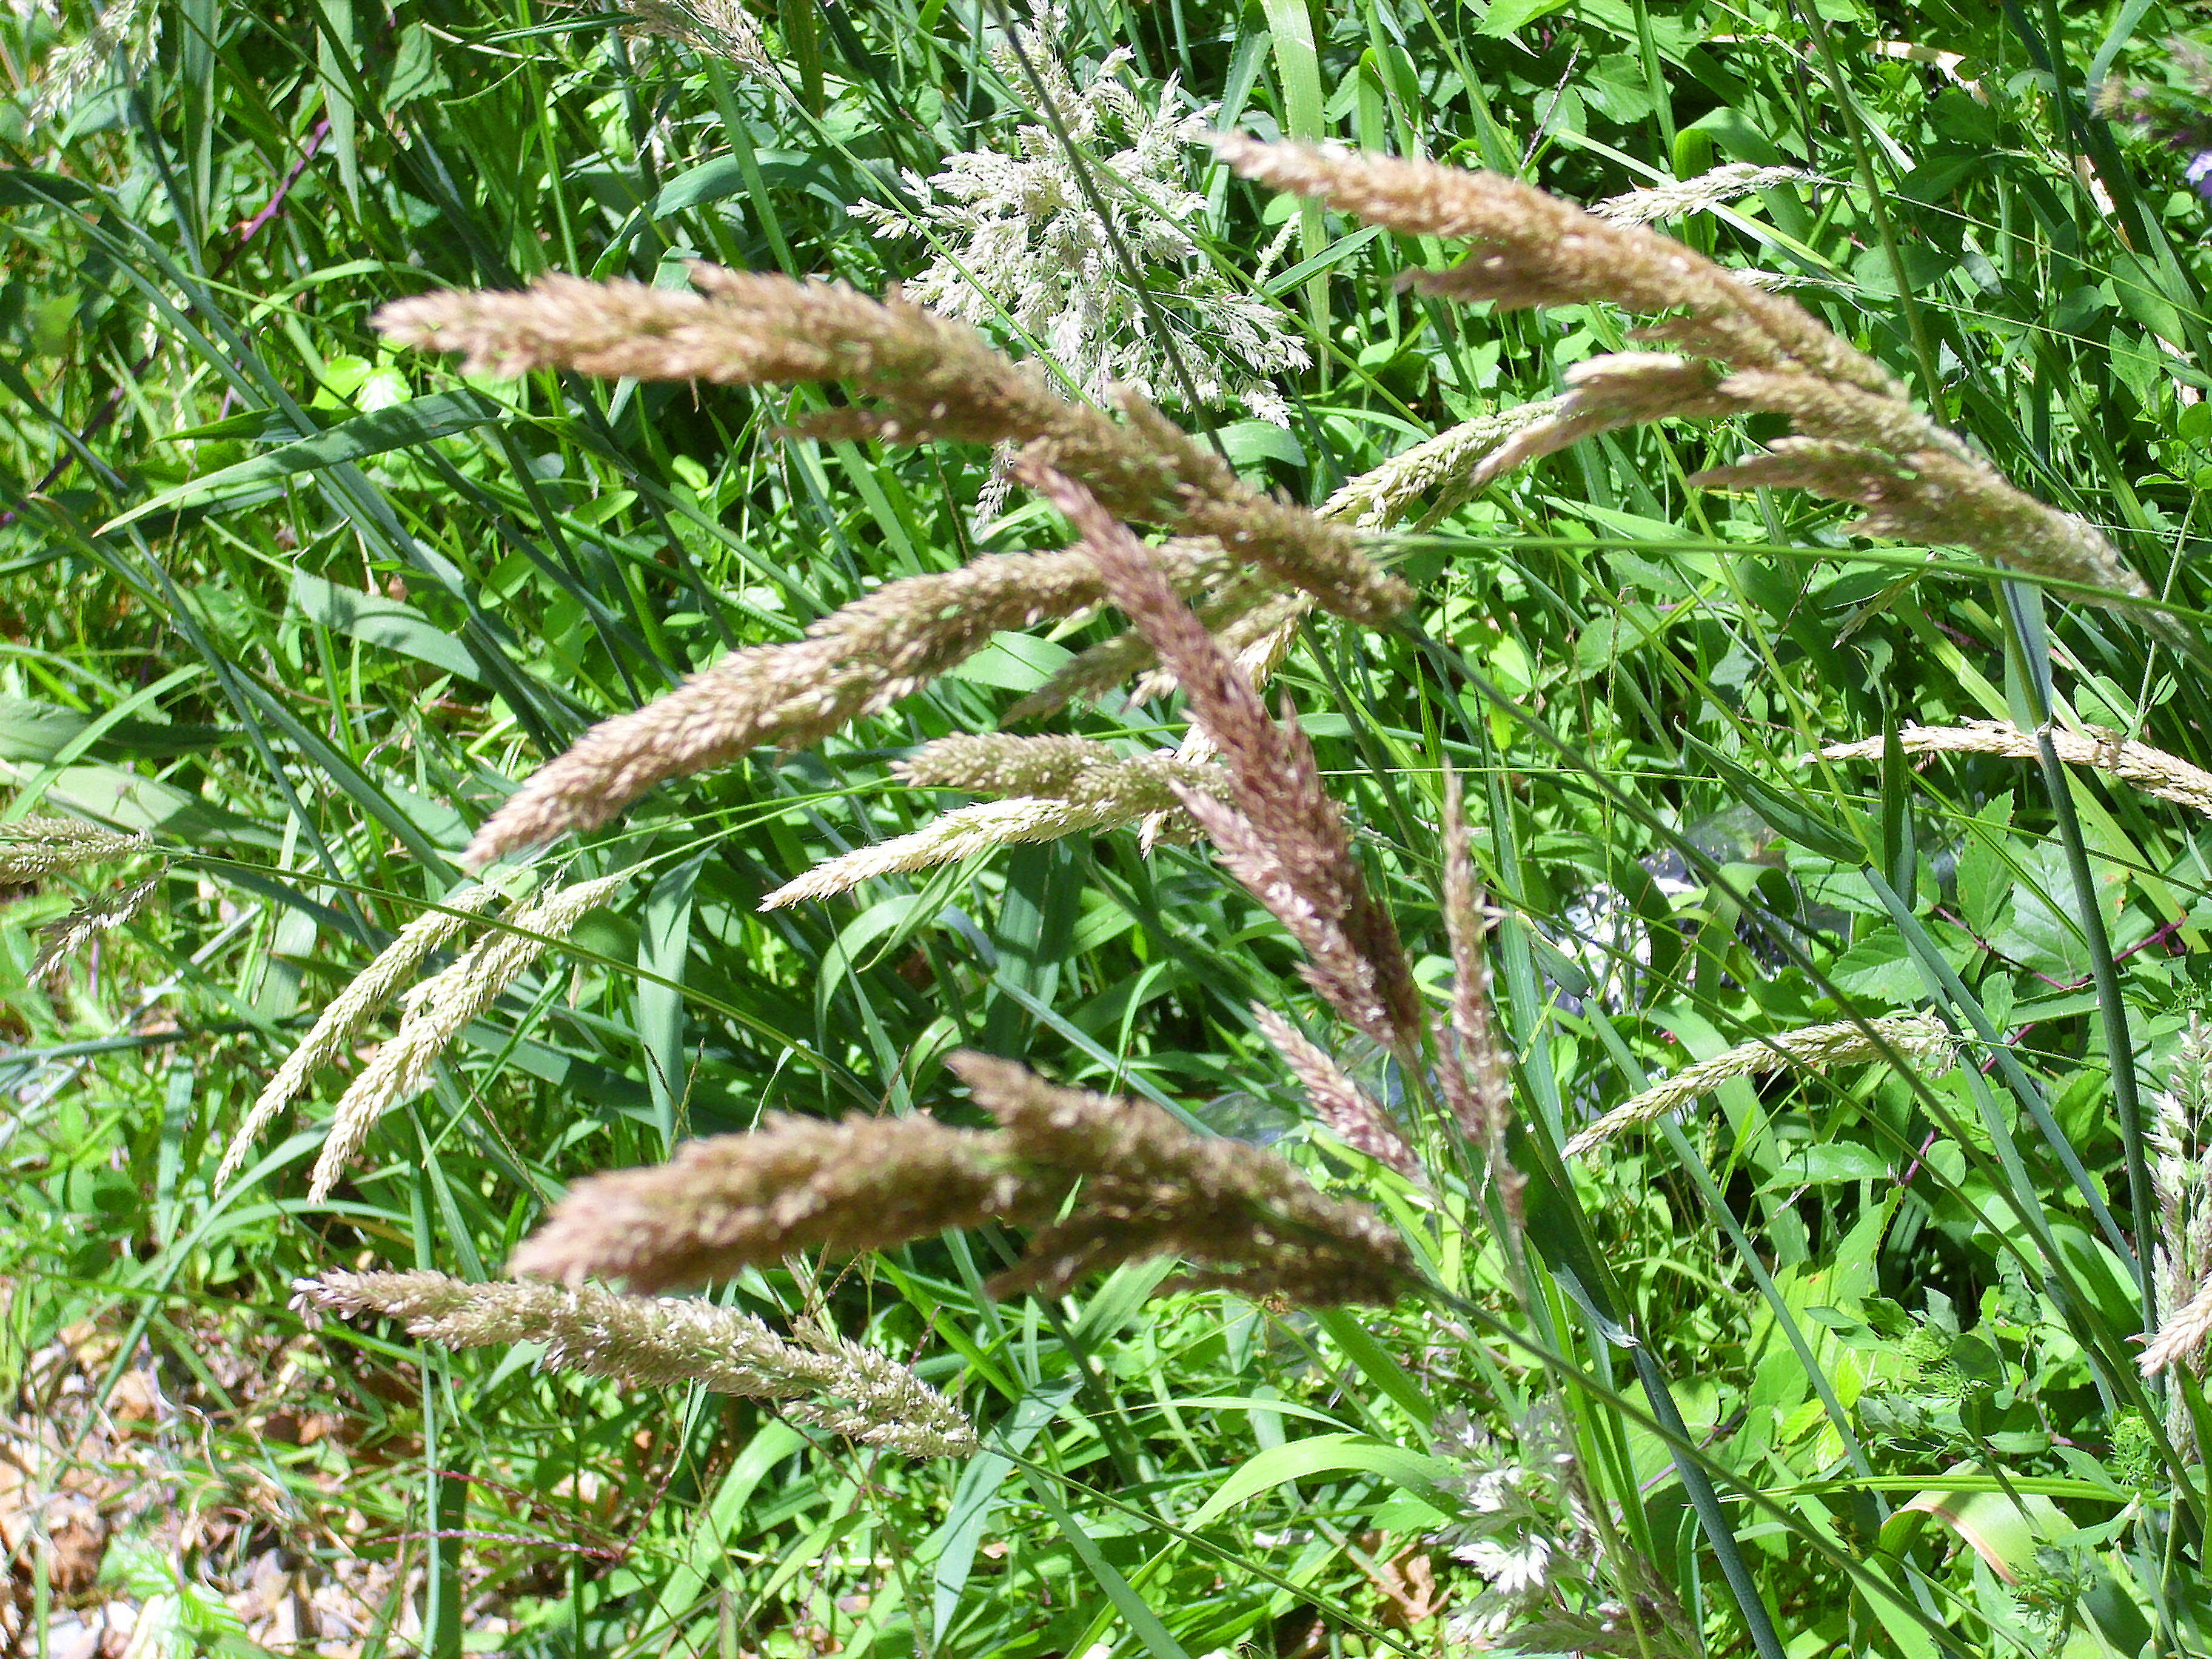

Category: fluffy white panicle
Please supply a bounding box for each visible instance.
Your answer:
[850,2,1308,434]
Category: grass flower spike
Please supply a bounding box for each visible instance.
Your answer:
[512,1112,1030,1292]
[0,816,150,883]
[514,1051,1413,1307]
[380,267,1405,865]
[1252,1006,1418,1178]
[1019,458,1423,1054]
[295,1270,974,1456]
[617,0,771,72]
[1437,768,1519,1228]
[2142,1024,2212,1387]
[216,882,503,1193]
[33,873,161,976]
[759,737,1228,908]
[1216,133,2176,641]
[952,1051,1415,1305]
[1587,164,1823,227]
[308,872,628,1199]
[852,1,1308,426]
[1564,1014,1959,1158]
[1212,133,1888,389]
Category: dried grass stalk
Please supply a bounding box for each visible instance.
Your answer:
[1252,1005,1418,1178]
[1819,721,2212,818]
[514,1051,1414,1308]
[1020,460,1422,1054]
[294,1270,974,1456]
[34,873,160,977]
[308,872,627,1199]
[218,883,503,1193]
[1564,1014,1959,1158]
[0,816,150,884]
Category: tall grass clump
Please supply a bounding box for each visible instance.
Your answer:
[2,0,2210,1655]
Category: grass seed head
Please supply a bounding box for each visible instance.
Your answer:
[218,881,504,1194]
[308,873,626,1199]
[511,1113,1032,1292]
[951,1051,1416,1305]
[1564,1014,1960,1158]
[1211,134,1893,394]
[34,873,161,977]
[1251,1005,1418,1179]
[0,816,150,885]
[295,1270,974,1455]
[1024,460,1422,1053]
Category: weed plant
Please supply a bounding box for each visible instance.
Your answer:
[1,0,2210,1655]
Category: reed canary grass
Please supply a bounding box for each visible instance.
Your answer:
[617,0,771,72]
[217,882,504,1194]
[307,872,627,1199]
[2142,1023,2212,1390]
[949,1052,1416,1305]
[1438,768,1519,1228]
[757,740,1230,907]
[1319,398,1568,532]
[514,1051,1413,1307]
[1252,1006,1418,1178]
[380,266,1399,615]
[1820,720,2212,819]
[33,873,160,977]
[1588,164,1822,227]
[1563,1014,1959,1158]
[1021,459,1423,1055]
[448,546,1154,867]
[512,1111,1029,1292]
[293,1270,974,1456]
[760,799,1132,910]
[1008,561,1287,721]
[0,816,150,884]
[2143,1285,2212,1378]
[1017,402,1561,723]
[1219,134,2174,637]
[380,264,1414,863]
[1212,133,1892,392]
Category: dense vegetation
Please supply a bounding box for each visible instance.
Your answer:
[1,0,2210,1654]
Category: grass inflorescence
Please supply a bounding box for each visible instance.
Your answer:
[2,0,2210,1654]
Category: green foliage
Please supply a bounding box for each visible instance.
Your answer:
[1,0,2208,1654]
